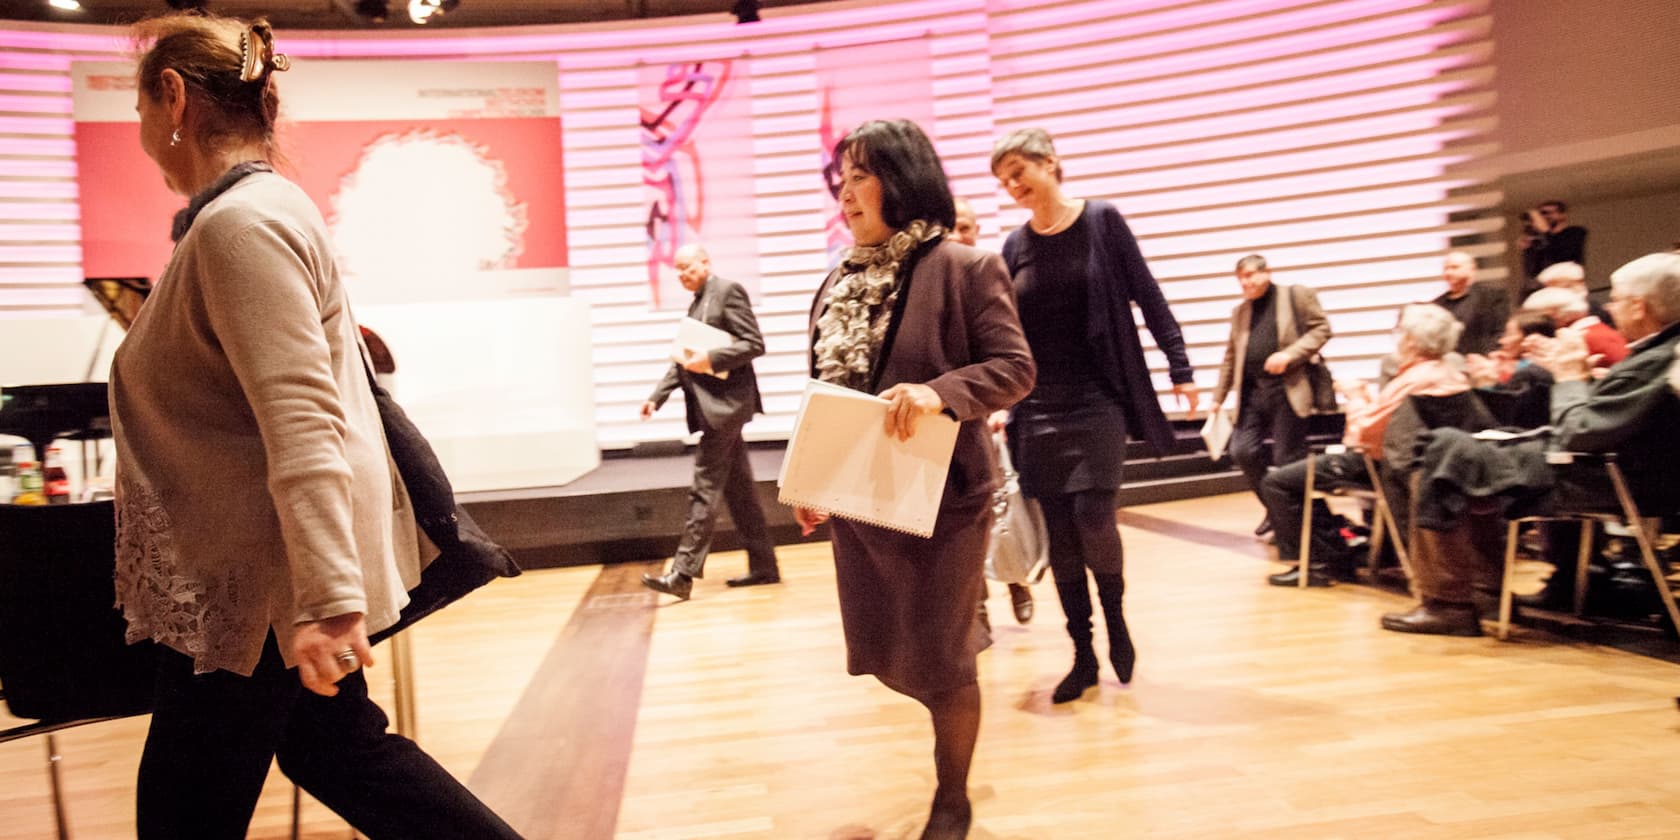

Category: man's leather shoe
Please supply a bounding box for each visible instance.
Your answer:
[1254,515,1274,537]
[1380,603,1482,637]
[642,570,692,600]
[1008,583,1034,623]
[725,572,781,588]
[1267,565,1332,587]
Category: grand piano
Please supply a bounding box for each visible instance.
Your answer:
[0,278,143,470]
[0,382,110,466]
[0,281,157,839]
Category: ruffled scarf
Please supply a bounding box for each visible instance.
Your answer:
[813,220,945,391]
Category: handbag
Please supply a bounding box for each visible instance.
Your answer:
[985,432,1049,585]
[1287,284,1338,413]
[1307,354,1337,413]
[359,353,521,645]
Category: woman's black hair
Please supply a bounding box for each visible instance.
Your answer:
[833,119,955,231]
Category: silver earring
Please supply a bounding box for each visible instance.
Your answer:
[170,128,181,147]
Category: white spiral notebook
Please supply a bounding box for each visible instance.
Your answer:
[777,379,959,538]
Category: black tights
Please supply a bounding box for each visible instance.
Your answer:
[1038,489,1123,580]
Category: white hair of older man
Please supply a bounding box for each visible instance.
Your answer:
[1611,252,1680,324]
[1536,261,1585,286]
[1522,286,1588,316]
[1397,302,1463,358]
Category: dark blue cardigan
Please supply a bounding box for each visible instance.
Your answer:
[1002,199,1194,457]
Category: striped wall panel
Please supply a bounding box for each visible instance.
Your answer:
[0,0,1497,448]
[987,0,1500,398]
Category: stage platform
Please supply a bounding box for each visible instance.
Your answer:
[457,420,1276,570]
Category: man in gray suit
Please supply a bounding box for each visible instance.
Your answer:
[640,244,780,600]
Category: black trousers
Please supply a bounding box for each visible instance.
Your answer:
[1229,380,1309,500]
[137,635,522,840]
[1258,451,1371,562]
[672,422,778,578]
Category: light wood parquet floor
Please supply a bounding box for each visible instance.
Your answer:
[4,493,1680,839]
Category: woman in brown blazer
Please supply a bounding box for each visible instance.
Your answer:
[796,119,1035,840]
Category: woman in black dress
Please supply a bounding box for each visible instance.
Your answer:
[991,128,1198,703]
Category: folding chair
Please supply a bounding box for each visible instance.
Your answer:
[1298,446,1407,588]
[1497,452,1680,640]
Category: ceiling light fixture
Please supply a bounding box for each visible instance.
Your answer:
[47,0,84,11]
[408,0,459,25]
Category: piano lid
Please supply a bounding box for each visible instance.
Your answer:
[0,382,111,458]
[82,277,151,330]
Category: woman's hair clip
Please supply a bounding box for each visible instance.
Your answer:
[238,25,291,83]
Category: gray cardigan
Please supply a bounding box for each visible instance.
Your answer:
[110,173,423,676]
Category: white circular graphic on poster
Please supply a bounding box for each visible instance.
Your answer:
[329,130,527,283]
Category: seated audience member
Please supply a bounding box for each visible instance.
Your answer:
[1536,261,1613,326]
[1380,253,1680,636]
[1522,286,1629,366]
[1434,251,1510,355]
[1466,312,1556,430]
[1466,311,1555,390]
[1257,303,1470,587]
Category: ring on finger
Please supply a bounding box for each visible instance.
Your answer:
[334,648,360,672]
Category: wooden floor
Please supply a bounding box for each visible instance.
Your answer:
[5,493,1680,839]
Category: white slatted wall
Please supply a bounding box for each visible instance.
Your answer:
[987,0,1501,397]
[0,0,1497,449]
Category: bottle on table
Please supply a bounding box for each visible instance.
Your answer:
[13,459,44,506]
[43,445,70,505]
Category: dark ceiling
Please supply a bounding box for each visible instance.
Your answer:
[4,1,817,29]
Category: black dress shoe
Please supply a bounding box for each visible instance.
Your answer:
[1380,603,1482,637]
[1267,565,1332,587]
[725,572,781,587]
[1254,515,1274,537]
[1008,583,1034,623]
[641,570,693,600]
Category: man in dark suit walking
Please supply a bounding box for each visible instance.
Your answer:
[640,244,780,600]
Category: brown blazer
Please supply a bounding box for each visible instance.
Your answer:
[1212,283,1332,418]
[809,238,1037,507]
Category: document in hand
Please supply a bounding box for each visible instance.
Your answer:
[778,379,959,538]
[670,317,732,380]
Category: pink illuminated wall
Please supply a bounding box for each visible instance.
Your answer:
[0,0,1497,447]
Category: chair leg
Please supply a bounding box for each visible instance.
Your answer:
[1608,462,1680,636]
[1367,505,1386,574]
[1572,519,1594,617]
[46,732,69,840]
[1499,519,1520,641]
[1299,454,1316,589]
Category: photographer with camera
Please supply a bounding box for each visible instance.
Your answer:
[1520,199,1587,293]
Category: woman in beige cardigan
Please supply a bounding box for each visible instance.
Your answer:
[112,14,518,839]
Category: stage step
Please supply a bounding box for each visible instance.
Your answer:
[463,415,1336,570]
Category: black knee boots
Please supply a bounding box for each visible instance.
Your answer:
[1093,573,1134,685]
[1051,576,1100,703]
